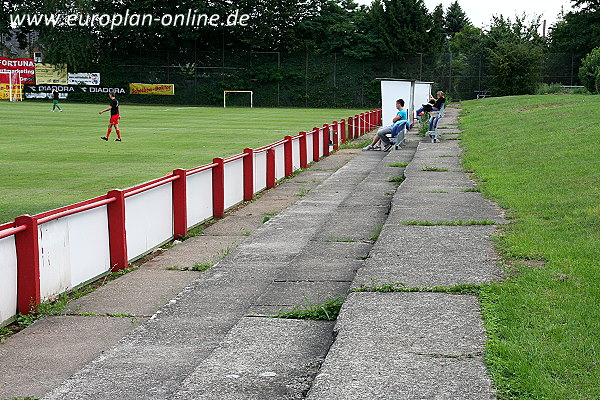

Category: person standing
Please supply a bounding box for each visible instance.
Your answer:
[99,92,122,142]
[51,88,62,112]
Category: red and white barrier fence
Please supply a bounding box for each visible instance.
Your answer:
[0,109,382,325]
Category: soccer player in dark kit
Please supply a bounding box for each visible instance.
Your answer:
[51,87,62,112]
[99,92,122,141]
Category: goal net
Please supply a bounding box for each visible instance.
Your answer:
[223,90,253,108]
[0,72,23,101]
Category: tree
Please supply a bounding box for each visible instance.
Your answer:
[444,0,469,39]
[484,16,546,96]
[489,41,543,95]
[549,0,600,73]
[579,46,600,93]
[367,0,430,57]
[427,4,446,54]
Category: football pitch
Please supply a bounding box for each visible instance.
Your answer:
[0,101,366,224]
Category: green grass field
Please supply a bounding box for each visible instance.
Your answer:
[460,95,599,399]
[0,102,365,224]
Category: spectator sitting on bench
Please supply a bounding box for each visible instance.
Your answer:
[415,91,445,117]
[366,98,409,152]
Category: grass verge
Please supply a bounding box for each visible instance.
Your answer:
[460,95,599,399]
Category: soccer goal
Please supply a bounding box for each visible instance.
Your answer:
[0,71,23,101]
[223,90,253,108]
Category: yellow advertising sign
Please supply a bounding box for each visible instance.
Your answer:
[129,83,175,95]
[0,83,23,100]
[35,63,68,85]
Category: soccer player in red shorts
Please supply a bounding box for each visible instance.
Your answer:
[99,92,122,141]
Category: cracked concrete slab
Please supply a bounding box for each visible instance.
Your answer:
[171,318,334,400]
[252,281,351,308]
[388,192,508,223]
[142,235,245,270]
[306,292,495,400]
[354,225,502,288]
[0,316,145,400]
[64,269,201,317]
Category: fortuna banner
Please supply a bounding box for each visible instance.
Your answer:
[129,83,175,95]
[0,57,35,84]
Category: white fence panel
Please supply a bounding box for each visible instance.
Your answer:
[224,158,244,209]
[186,169,213,227]
[125,184,173,259]
[292,138,301,171]
[306,132,314,162]
[38,220,70,299]
[0,236,17,324]
[274,144,285,180]
[254,151,267,193]
[38,207,111,300]
[318,129,324,158]
[68,206,111,288]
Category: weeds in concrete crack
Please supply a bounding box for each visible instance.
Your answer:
[167,261,213,272]
[387,176,406,183]
[429,190,448,193]
[370,225,383,241]
[111,264,141,278]
[325,237,356,243]
[262,216,271,223]
[296,188,310,197]
[388,162,408,167]
[461,187,481,192]
[272,296,345,321]
[415,352,482,360]
[400,219,496,226]
[179,223,208,241]
[422,167,449,172]
[354,280,487,295]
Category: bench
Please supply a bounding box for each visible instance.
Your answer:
[427,103,445,143]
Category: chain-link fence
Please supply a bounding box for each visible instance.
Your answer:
[79,51,581,107]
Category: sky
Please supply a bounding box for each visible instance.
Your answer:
[354,0,574,31]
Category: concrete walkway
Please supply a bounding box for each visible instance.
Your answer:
[0,105,502,400]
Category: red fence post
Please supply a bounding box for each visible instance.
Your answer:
[332,121,339,150]
[355,114,360,136]
[361,113,365,134]
[243,148,254,201]
[340,119,346,144]
[348,116,354,140]
[14,215,40,314]
[172,169,187,239]
[284,136,293,177]
[299,132,308,169]
[322,124,330,157]
[212,158,225,218]
[312,127,320,162]
[266,148,276,189]
[107,189,128,272]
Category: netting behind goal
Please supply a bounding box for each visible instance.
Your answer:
[0,72,23,101]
